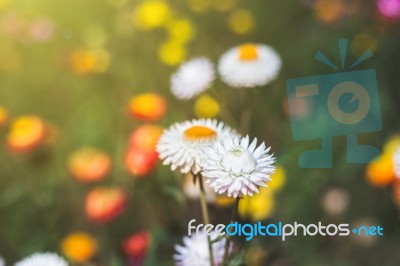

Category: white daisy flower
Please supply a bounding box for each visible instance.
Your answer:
[218,43,281,88]
[174,231,228,266]
[202,135,275,198]
[14,253,67,266]
[171,58,215,100]
[157,119,237,174]
[0,257,5,266]
[393,146,400,179]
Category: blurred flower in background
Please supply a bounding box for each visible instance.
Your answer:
[125,147,158,177]
[366,155,395,188]
[313,0,344,24]
[68,147,111,182]
[194,95,220,118]
[6,116,47,153]
[351,31,378,57]
[28,18,55,42]
[69,48,111,74]
[218,43,282,88]
[166,18,196,44]
[228,9,255,35]
[158,39,187,66]
[128,125,163,153]
[61,232,97,263]
[128,93,167,121]
[377,0,400,19]
[85,187,126,222]
[123,231,151,260]
[366,136,400,187]
[14,253,67,266]
[171,58,215,100]
[238,166,285,220]
[239,187,275,221]
[322,188,350,216]
[174,231,229,266]
[133,0,171,30]
[267,166,286,192]
[0,256,4,266]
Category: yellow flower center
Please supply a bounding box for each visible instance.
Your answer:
[239,44,258,61]
[184,126,216,140]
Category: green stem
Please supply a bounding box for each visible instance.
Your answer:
[199,174,215,266]
[223,197,240,265]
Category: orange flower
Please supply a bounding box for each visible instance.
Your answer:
[122,231,151,257]
[314,0,344,24]
[68,148,111,182]
[61,232,97,263]
[128,125,163,152]
[85,187,126,222]
[366,155,395,188]
[7,115,46,152]
[128,93,166,121]
[124,148,158,177]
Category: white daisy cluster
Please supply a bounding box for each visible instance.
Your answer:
[157,119,238,174]
[169,43,281,100]
[174,231,228,266]
[14,253,68,266]
[157,119,275,198]
[202,136,275,198]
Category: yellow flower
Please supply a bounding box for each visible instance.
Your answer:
[215,195,235,207]
[158,40,186,66]
[133,0,171,30]
[383,136,400,155]
[7,116,46,152]
[166,18,196,44]
[194,95,220,118]
[228,9,255,34]
[268,166,286,192]
[238,187,275,221]
[61,232,97,263]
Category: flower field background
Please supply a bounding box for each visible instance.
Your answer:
[0,0,400,265]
